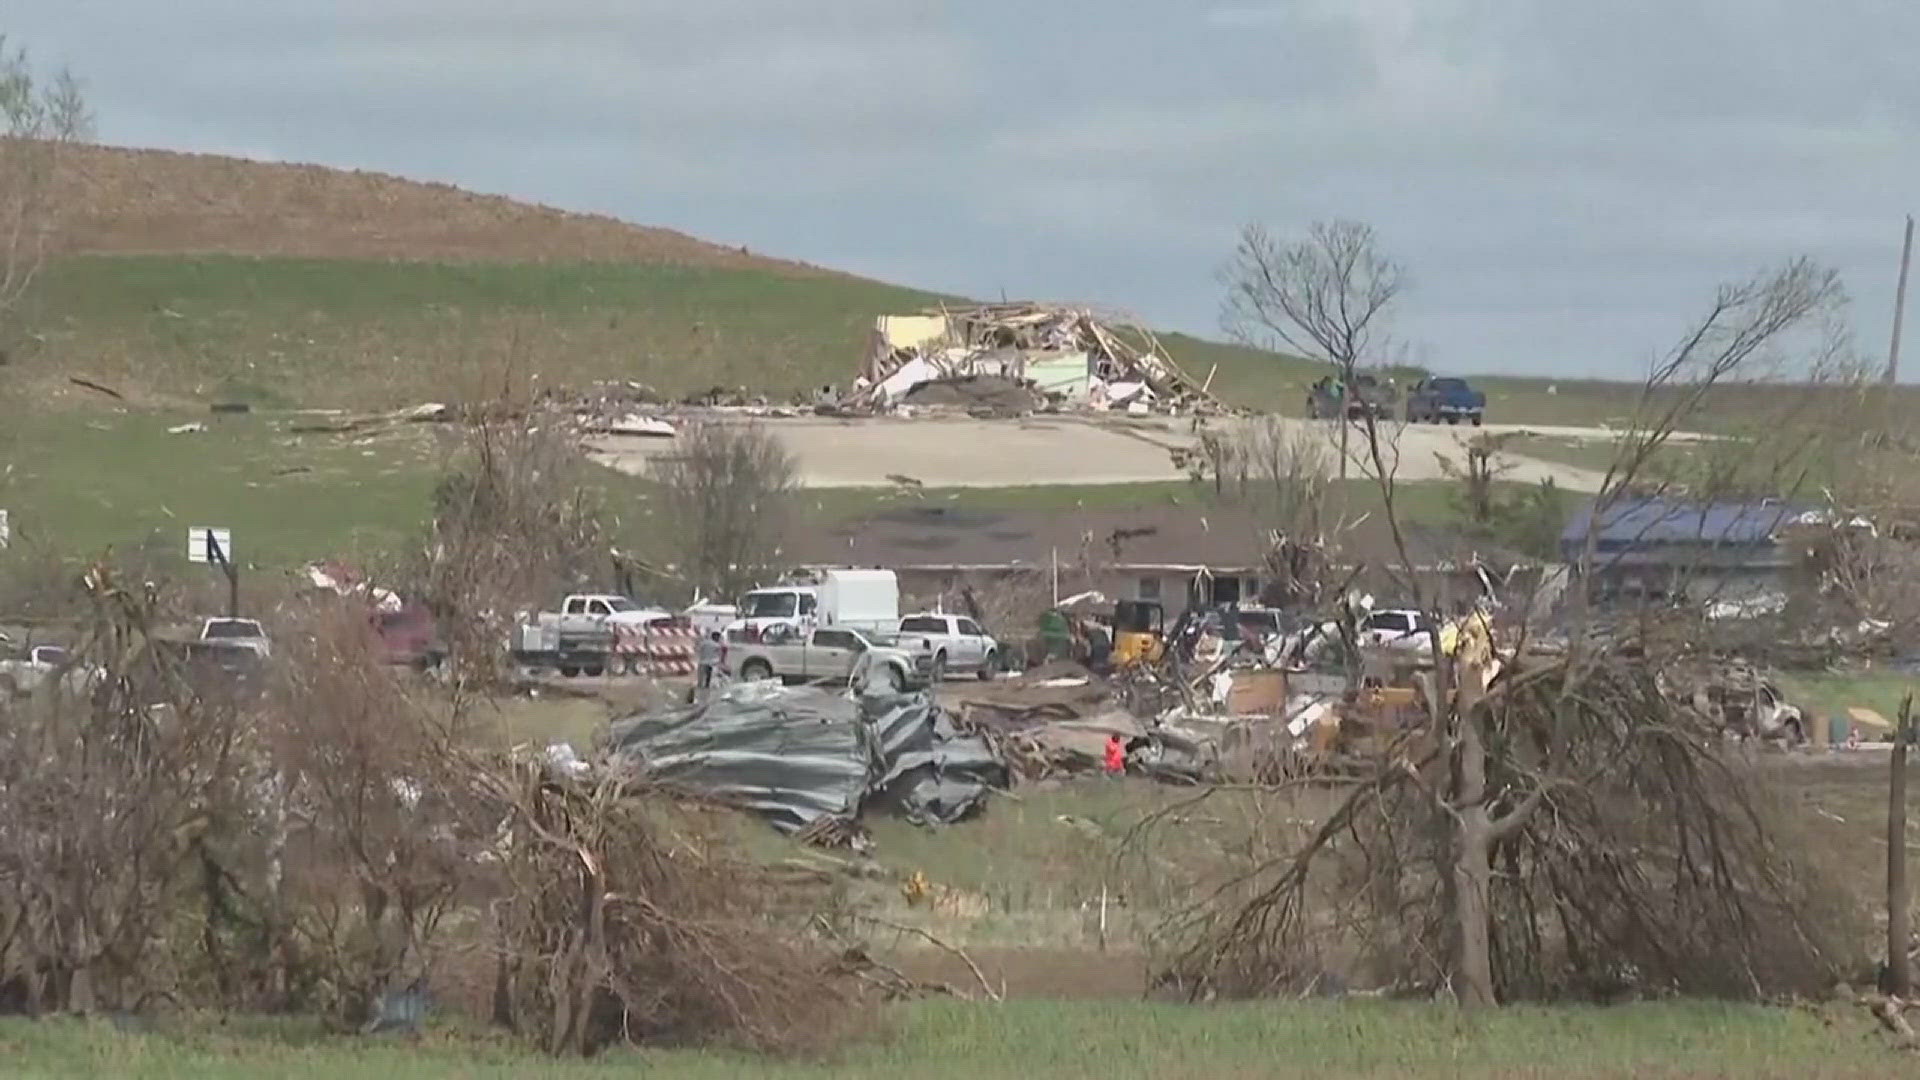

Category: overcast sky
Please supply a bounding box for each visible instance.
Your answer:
[9,1,1917,379]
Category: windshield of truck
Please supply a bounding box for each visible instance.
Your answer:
[204,619,262,639]
[603,596,638,612]
[743,592,798,618]
[899,616,948,634]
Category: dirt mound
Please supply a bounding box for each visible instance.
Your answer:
[51,144,832,272]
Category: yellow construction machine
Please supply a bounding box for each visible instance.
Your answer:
[1111,599,1166,668]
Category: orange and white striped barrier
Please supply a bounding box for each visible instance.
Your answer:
[611,623,699,677]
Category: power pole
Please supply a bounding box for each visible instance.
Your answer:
[1888,215,1914,386]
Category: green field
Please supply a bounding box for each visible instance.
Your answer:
[14,255,1314,413]
[0,998,1899,1080]
[0,399,1531,573]
[0,251,1900,574]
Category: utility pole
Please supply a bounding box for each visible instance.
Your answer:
[1887,215,1914,386]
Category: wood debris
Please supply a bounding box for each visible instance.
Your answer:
[843,302,1228,416]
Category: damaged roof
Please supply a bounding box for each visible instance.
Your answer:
[794,502,1529,574]
[1561,497,1807,550]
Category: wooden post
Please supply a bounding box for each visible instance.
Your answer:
[208,533,240,618]
[1889,694,1912,997]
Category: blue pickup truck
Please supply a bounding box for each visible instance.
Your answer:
[1403,377,1485,425]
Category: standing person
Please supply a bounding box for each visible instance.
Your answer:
[696,631,722,696]
[1103,734,1126,777]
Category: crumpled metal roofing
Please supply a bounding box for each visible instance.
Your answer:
[607,680,1005,833]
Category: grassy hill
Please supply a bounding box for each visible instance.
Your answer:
[6,145,1311,412]
[0,144,1898,568]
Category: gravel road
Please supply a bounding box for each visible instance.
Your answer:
[589,414,1636,491]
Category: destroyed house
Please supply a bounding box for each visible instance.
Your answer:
[1559,496,1804,601]
[794,504,1525,616]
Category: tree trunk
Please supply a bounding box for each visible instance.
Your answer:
[1451,694,1499,1007]
[1889,697,1912,998]
[1452,815,1496,1006]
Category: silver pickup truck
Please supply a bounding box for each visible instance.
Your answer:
[723,625,933,694]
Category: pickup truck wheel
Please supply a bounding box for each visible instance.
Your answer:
[1470,415,1483,427]
[1445,415,1460,425]
[741,658,773,682]
[558,665,580,678]
[977,651,997,681]
[583,663,605,678]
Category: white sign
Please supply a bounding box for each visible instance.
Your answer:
[187,527,233,565]
[0,509,9,549]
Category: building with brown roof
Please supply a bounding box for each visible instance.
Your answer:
[791,501,1532,618]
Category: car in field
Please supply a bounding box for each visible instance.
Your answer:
[1404,377,1486,425]
[0,644,83,698]
[371,605,446,670]
[1306,372,1396,421]
[199,617,273,658]
[723,624,933,694]
[896,613,1000,680]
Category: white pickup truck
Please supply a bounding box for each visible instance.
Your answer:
[199,617,273,658]
[513,595,680,678]
[557,594,673,632]
[897,613,1000,680]
[723,625,933,694]
[0,644,73,698]
[1356,609,1436,652]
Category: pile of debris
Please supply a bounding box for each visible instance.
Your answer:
[607,681,1006,838]
[843,303,1227,417]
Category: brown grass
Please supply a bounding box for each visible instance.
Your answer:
[52,144,838,273]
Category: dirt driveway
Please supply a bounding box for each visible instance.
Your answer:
[589,414,1626,491]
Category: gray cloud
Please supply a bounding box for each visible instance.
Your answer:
[8,0,1918,378]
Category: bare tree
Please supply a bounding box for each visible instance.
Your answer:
[1161,256,1860,1010]
[0,37,90,357]
[417,411,610,687]
[647,421,797,602]
[1221,220,1405,478]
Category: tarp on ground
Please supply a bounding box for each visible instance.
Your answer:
[607,681,1005,833]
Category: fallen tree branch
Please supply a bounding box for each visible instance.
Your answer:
[848,913,1002,1002]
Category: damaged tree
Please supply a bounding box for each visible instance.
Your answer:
[418,409,611,684]
[0,38,88,359]
[1221,220,1405,479]
[646,420,797,602]
[1161,255,1862,1007]
[474,759,851,1056]
[0,559,260,1014]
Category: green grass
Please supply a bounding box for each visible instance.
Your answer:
[0,998,1897,1079]
[1779,669,1920,726]
[21,255,1920,429]
[0,398,1507,572]
[0,408,447,570]
[25,255,940,408]
[20,256,1327,414]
